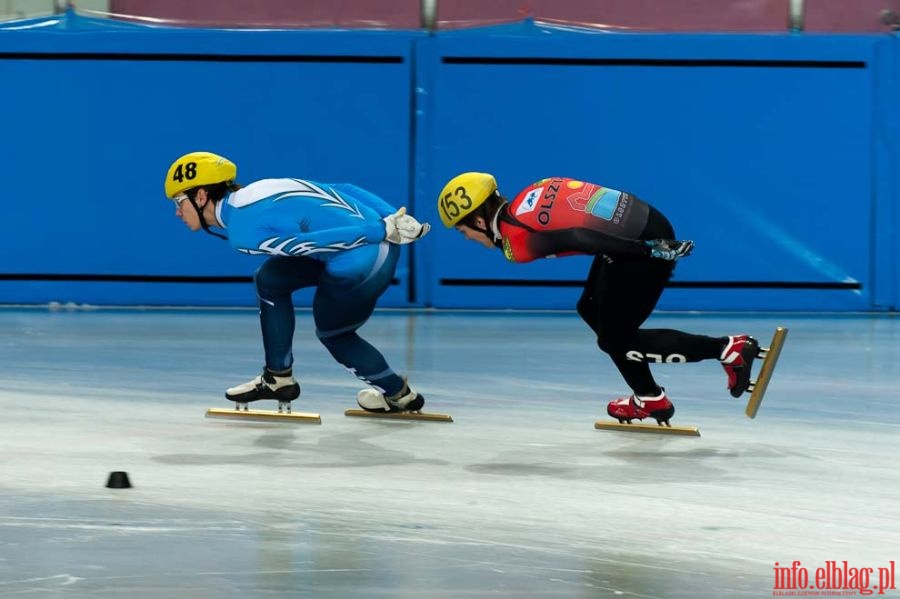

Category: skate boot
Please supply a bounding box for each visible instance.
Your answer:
[225,368,301,413]
[357,380,425,414]
[720,334,760,398]
[607,390,675,426]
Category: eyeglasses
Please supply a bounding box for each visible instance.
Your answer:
[172,193,189,206]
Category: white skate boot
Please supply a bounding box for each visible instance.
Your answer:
[226,368,300,412]
[356,381,425,413]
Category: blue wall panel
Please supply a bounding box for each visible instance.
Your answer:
[414,25,886,311]
[0,23,418,306]
[0,17,897,311]
[873,35,900,310]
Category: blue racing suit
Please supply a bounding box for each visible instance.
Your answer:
[217,178,405,395]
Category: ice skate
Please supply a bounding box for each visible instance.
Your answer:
[206,368,320,423]
[720,334,761,398]
[608,391,675,425]
[345,381,453,422]
[595,390,700,436]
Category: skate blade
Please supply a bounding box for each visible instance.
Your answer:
[344,409,453,423]
[594,421,700,436]
[745,326,788,419]
[205,408,322,424]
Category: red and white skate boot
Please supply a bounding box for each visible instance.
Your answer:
[607,390,675,425]
[720,334,760,398]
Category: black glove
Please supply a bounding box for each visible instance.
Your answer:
[645,239,694,261]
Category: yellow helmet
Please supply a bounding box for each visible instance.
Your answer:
[437,172,497,227]
[164,151,237,199]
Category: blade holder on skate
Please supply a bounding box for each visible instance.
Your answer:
[594,421,701,436]
[207,399,321,423]
[344,409,453,422]
[232,400,292,413]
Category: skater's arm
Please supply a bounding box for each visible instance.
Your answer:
[527,229,693,261]
[233,221,386,256]
[527,227,652,259]
[330,183,398,218]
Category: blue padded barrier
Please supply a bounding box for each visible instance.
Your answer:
[413,22,890,311]
[1,14,898,311]
[0,11,421,307]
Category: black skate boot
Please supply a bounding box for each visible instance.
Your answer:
[226,368,300,412]
[356,381,425,413]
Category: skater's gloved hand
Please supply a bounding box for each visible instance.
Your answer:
[645,239,694,261]
[382,207,406,243]
[383,207,430,245]
[394,212,430,244]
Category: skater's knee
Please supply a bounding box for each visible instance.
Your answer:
[576,296,590,320]
[595,329,629,356]
[596,337,621,355]
[576,296,597,330]
[315,323,361,349]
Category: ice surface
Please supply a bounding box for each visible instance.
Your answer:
[1,308,897,598]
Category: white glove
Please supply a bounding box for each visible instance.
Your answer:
[382,207,406,243]
[394,213,430,244]
[383,207,430,245]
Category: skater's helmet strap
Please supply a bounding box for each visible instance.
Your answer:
[437,172,497,228]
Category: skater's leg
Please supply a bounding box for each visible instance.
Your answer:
[255,256,323,372]
[576,257,604,334]
[591,258,726,391]
[579,257,664,398]
[588,256,669,396]
[225,256,321,402]
[595,259,727,423]
[591,257,751,397]
[313,243,407,397]
[587,254,678,422]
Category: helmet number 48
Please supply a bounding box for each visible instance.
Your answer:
[171,162,198,183]
[441,186,472,219]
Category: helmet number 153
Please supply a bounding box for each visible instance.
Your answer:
[441,186,473,220]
